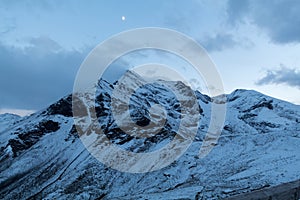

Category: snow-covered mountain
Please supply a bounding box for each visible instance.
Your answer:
[0,113,21,133]
[0,71,300,199]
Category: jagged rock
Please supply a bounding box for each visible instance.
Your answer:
[8,120,60,157]
[47,95,73,117]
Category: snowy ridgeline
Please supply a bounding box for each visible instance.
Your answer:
[0,72,300,199]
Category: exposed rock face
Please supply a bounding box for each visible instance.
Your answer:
[0,72,299,199]
[47,95,73,117]
[226,180,300,200]
[7,120,60,157]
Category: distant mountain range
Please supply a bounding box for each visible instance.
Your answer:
[0,71,300,199]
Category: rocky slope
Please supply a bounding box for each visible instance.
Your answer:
[0,72,299,199]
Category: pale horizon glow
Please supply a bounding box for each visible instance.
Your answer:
[0,109,36,117]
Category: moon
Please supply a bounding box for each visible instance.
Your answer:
[121,16,126,21]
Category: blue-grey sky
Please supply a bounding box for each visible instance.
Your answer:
[1,0,300,116]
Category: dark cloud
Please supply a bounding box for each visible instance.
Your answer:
[227,0,300,43]
[200,33,237,52]
[0,37,89,110]
[162,0,200,32]
[256,66,300,88]
[227,0,250,25]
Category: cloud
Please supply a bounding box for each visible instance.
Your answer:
[28,36,62,52]
[164,12,191,32]
[200,33,237,52]
[226,0,300,44]
[0,37,89,110]
[0,16,16,35]
[226,0,250,25]
[162,1,238,52]
[256,66,300,88]
[0,23,16,35]
[162,0,201,32]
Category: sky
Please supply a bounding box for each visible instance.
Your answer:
[0,0,300,116]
